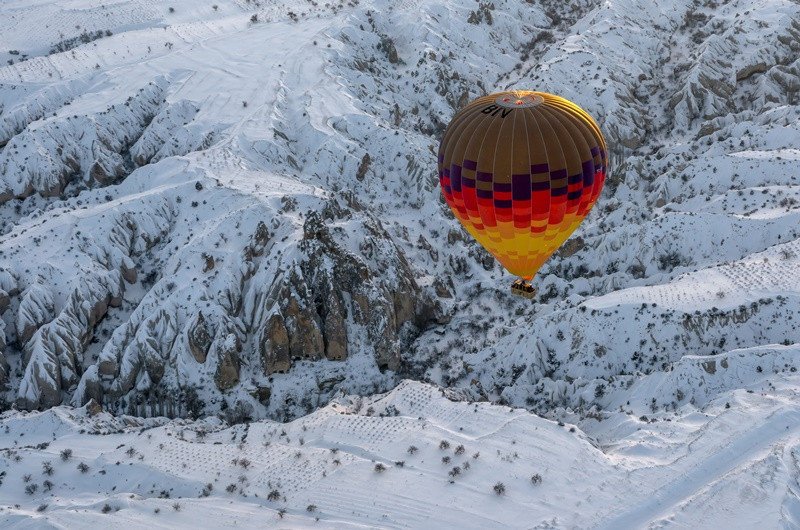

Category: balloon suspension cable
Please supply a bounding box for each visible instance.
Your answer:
[510,278,536,299]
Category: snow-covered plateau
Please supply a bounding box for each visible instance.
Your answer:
[0,0,799,527]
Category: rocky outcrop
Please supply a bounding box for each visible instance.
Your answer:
[16,271,124,410]
[0,276,12,389]
[1,75,217,208]
[0,80,167,204]
[241,196,444,380]
[0,289,9,315]
[188,312,213,363]
[13,198,173,411]
[285,293,325,360]
[355,152,371,182]
[736,62,768,82]
[0,78,86,147]
[129,100,207,165]
[16,281,55,346]
[121,258,138,284]
[0,331,8,390]
[259,313,291,375]
[321,288,348,361]
[558,236,585,259]
[213,331,241,391]
[670,8,800,128]
[297,198,441,371]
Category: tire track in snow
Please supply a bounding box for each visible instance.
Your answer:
[595,407,800,530]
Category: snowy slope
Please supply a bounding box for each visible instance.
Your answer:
[1,0,800,527]
[1,379,798,529]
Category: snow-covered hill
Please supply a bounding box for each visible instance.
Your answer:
[1,379,799,528]
[1,0,799,527]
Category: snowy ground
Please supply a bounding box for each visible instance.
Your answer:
[1,379,798,529]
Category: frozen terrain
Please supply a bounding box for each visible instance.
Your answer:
[1,0,799,527]
[1,379,799,528]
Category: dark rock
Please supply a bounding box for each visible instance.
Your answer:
[356,152,371,181]
[736,62,768,82]
[121,262,138,284]
[98,359,117,381]
[322,288,347,361]
[252,386,271,405]
[0,349,8,390]
[143,339,165,385]
[285,296,324,360]
[0,289,9,314]
[214,333,241,390]
[188,312,213,363]
[86,398,103,415]
[558,236,585,258]
[260,313,291,375]
[250,221,271,256]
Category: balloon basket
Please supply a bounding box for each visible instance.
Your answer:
[510,280,536,299]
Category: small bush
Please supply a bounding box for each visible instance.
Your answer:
[25,483,39,495]
[102,504,112,513]
[407,445,418,455]
[658,251,686,271]
[374,463,387,473]
[42,461,54,476]
[37,504,48,512]
[60,448,73,461]
[531,473,542,485]
[306,504,317,512]
[493,482,506,495]
[267,489,281,502]
[439,440,450,450]
[454,444,465,456]
[78,462,90,473]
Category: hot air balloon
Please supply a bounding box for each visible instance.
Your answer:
[438,91,607,299]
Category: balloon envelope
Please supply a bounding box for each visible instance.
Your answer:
[438,91,607,281]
